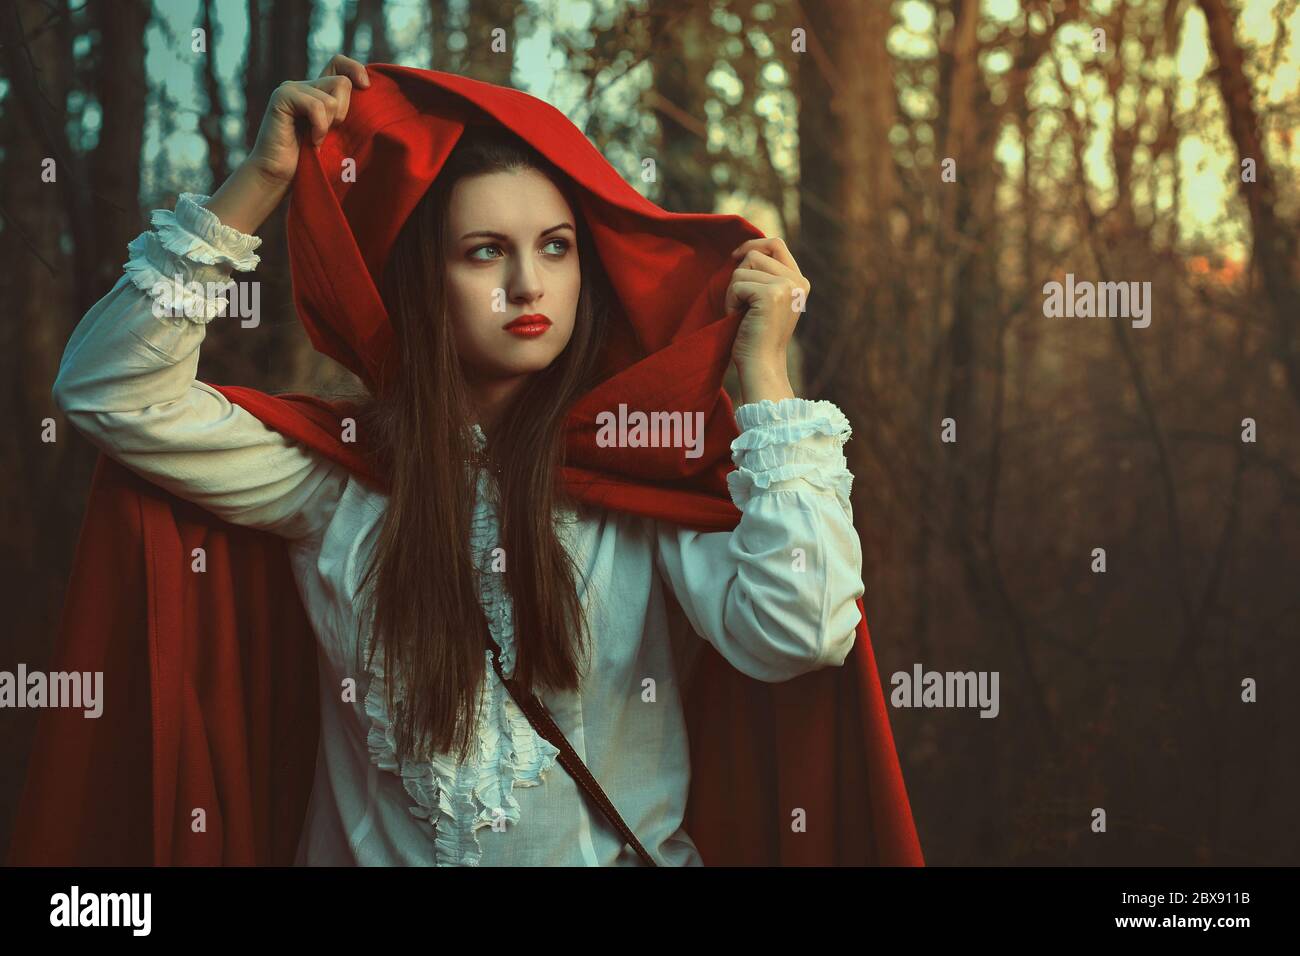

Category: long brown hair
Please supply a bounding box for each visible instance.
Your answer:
[345,124,612,765]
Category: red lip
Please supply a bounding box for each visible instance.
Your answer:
[503,313,552,337]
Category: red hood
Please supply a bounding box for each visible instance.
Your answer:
[285,63,760,525]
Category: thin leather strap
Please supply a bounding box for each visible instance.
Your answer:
[485,635,658,866]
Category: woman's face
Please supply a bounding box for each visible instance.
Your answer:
[443,167,581,385]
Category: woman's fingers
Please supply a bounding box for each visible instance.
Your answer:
[319,53,370,88]
[733,248,795,280]
[725,264,811,318]
[732,236,800,275]
[729,238,812,307]
[288,82,355,143]
[310,75,353,123]
[724,277,770,316]
[277,85,338,145]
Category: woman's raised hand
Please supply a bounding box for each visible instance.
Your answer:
[246,54,371,187]
[207,55,370,235]
[725,236,808,404]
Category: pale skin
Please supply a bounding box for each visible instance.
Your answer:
[206,54,807,430]
[442,167,581,430]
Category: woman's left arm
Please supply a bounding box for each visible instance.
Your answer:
[654,396,864,682]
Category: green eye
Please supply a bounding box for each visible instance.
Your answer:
[469,239,570,261]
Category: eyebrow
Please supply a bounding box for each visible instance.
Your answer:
[459,223,576,242]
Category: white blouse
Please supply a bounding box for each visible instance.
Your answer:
[52,192,866,866]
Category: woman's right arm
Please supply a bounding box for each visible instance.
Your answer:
[52,55,372,542]
[52,192,345,541]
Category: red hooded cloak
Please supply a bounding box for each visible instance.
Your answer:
[8,65,923,867]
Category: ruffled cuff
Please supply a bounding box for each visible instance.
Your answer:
[727,397,853,509]
[170,192,263,269]
[122,192,263,325]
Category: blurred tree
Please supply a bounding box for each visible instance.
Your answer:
[1200,0,1300,408]
[198,0,231,188]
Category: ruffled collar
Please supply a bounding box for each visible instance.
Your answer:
[361,445,561,865]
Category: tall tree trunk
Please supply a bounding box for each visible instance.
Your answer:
[237,0,314,390]
[427,0,454,69]
[650,2,713,216]
[198,0,231,190]
[344,0,392,63]
[464,0,521,87]
[0,0,101,786]
[244,0,264,153]
[88,0,148,291]
[795,0,897,403]
[1199,0,1300,407]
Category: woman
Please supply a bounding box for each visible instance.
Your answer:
[51,56,867,866]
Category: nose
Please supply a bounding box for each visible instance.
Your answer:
[508,255,543,306]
